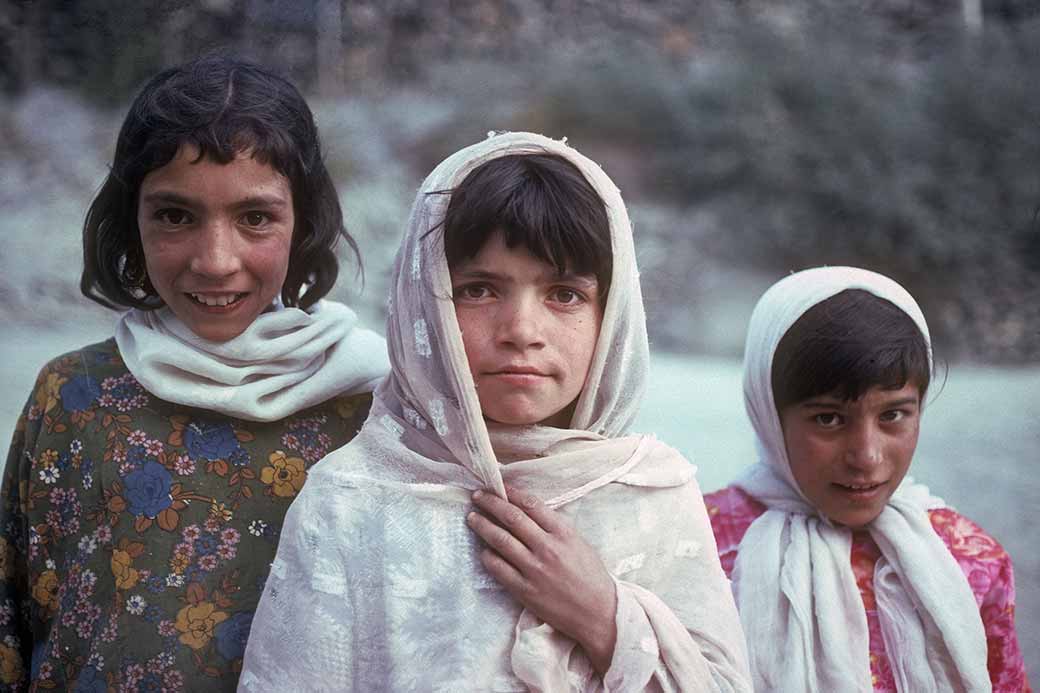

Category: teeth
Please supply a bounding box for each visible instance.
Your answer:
[844,483,879,490]
[190,293,242,307]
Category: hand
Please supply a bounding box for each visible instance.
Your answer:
[467,485,618,674]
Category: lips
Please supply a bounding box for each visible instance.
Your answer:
[489,365,550,377]
[836,481,885,491]
[186,292,247,307]
[832,480,887,499]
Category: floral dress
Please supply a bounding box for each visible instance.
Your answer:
[0,339,372,692]
[705,485,1032,693]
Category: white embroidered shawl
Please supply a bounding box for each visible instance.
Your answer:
[239,132,751,692]
[733,266,991,692]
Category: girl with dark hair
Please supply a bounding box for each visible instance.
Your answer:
[0,55,388,690]
[240,132,751,691]
[704,267,1030,692]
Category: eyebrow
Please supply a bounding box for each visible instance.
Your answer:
[799,396,920,409]
[140,191,289,209]
[451,268,598,286]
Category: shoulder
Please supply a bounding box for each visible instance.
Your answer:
[704,485,766,572]
[30,338,121,380]
[927,507,1014,600]
[927,507,1010,563]
[704,485,766,526]
[14,339,123,437]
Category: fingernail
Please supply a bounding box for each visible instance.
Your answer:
[472,490,483,500]
[466,512,476,523]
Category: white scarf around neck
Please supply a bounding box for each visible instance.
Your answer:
[115,299,389,422]
[733,266,990,693]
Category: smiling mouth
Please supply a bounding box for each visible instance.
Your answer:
[834,481,886,493]
[187,292,247,307]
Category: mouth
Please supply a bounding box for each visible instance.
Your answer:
[832,481,887,498]
[186,292,248,308]
[491,365,550,376]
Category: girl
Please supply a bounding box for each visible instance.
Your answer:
[240,132,751,691]
[0,55,388,691]
[705,266,1030,692]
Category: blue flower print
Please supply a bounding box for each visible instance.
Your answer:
[73,665,108,693]
[123,462,173,518]
[215,611,253,661]
[184,421,240,461]
[137,671,163,692]
[60,375,101,412]
[194,535,219,556]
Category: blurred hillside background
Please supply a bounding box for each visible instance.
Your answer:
[1,0,1038,680]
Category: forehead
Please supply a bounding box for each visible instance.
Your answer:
[139,144,290,198]
[797,382,922,408]
[450,231,597,284]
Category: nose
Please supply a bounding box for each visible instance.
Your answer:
[844,420,883,468]
[497,294,545,350]
[188,220,242,278]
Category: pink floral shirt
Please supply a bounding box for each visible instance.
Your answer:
[705,485,1031,693]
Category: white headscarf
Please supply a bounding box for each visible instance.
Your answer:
[372,130,654,501]
[239,132,750,691]
[116,299,388,421]
[733,266,990,692]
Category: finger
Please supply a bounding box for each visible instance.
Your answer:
[479,548,531,600]
[471,490,547,548]
[467,511,535,571]
[502,485,569,535]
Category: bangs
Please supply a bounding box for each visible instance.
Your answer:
[772,289,931,411]
[442,153,612,296]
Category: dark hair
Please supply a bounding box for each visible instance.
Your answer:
[771,289,932,411]
[441,153,612,300]
[81,54,357,311]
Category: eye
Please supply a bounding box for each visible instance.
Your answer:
[154,208,193,225]
[241,211,270,227]
[814,412,843,428]
[880,409,908,423]
[550,287,586,306]
[453,283,493,302]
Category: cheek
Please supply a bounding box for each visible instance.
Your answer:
[454,309,491,369]
[139,239,181,285]
[784,431,829,490]
[252,236,293,286]
[566,311,601,376]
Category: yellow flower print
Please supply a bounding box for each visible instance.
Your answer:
[31,570,60,611]
[175,602,229,650]
[260,451,307,498]
[111,549,140,590]
[37,449,58,469]
[0,537,12,581]
[169,550,190,575]
[209,502,233,522]
[0,643,23,685]
[35,373,67,414]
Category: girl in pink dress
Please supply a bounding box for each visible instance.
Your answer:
[704,266,1030,692]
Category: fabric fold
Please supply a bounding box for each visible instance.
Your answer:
[116,299,389,421]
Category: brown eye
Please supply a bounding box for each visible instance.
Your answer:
[453,284,492,301]
[242,212,269,227]
[156,208,192,225]
[552,288,585,305]
[814,413,842,428]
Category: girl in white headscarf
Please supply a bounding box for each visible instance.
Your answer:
[703,266,1030,692]
[239,132,751,692]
